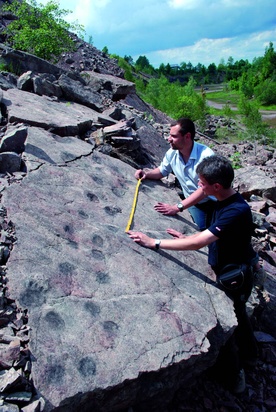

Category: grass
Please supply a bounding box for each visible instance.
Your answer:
[259,104,276,111]
[206,89,276,111]
[205,90,241,105]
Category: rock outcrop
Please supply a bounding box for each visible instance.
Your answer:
[0,18,274,412]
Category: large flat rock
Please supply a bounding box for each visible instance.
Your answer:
[2,146,235,410]
[3,89,100,135]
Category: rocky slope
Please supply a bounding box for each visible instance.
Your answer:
[0,9,275,411]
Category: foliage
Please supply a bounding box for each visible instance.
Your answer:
[3,0,85,61]
[238,94,269,147]
[229,78,239,91]
[135,55,156,75]
[138,76,208,124]
[222,103,234,119]
[261,42,276,80]
[110,54,136,82]
[129,43,276,143]
[130,43,276,102]
[254,80,276,105]
[239,72,254,98]
[110,42,276,143]
[230,152,242,169]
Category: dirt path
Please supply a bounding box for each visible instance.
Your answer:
[206,100,276,121]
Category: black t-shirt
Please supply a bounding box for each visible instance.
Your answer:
[208,192,255,272]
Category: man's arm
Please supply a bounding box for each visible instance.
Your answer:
[127,229,218,251]
[154,187,208,216]
[134,167,164,181]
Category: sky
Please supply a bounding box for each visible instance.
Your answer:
[41,0,276,68]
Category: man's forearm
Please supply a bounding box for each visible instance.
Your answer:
[135,167,163,180]
[144,167,163,180]
[178,188,207,210]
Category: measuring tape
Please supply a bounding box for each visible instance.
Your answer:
[125,179,142,232]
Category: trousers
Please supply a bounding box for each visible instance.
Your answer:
[226,266,258,365]
[214,265,258,379]
[188,199,216,231]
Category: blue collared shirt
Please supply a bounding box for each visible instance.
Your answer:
[158,142,215,203]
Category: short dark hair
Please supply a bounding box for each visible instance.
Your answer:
[172,118,195,140]
[196,155,234,189]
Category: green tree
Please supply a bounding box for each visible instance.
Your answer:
[124,55,134,65]
[135,55,150,70]
[140,75,207,124]
[238,94,268,148]
[135,55,156,75]
[239,72,254,98]
[165,63,172,75]
[158,63,166,75]
[206,63,217,83]
[254,80,276,105]
[102,46,109,55]
[110,54,135,82]
[3,0,84,61]
[261,42,276,80]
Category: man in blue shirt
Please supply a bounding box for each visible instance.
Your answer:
[128,155,259,393]
[135,118,216,230]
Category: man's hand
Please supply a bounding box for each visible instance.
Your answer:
[166,228,186,238]
[154,202,179,215]
[127,230,154,248]
[134,169,146,180]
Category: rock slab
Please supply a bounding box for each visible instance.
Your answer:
[3,148,235,411]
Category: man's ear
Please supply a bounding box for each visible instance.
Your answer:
[213,183,222,191]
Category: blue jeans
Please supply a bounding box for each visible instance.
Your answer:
[188,200,216,231]
[188,206,206,230]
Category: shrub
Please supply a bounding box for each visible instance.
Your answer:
[254,80,276,105]
[3,0,84,62]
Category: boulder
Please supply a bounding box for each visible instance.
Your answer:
[234,166,276,203]
[0,72,17,90]
[0,124,28,154]
[0,43,64,76]
[0,151,22,173]
[2,88,96,137]
[3,149,236,411]
[58,73,105,112]
[84,71,135,101]
[33,74,63,98]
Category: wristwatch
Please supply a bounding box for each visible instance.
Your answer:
[177,202,184,212]
[155,239,161,250]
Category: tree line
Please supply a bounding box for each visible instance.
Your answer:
[109,44,276,146]
[111,42,276,107]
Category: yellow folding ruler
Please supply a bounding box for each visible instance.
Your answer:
[125,179,142,232]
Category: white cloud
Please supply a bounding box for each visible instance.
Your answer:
[168,0,203,9]
[138,28,276,67]
[32,0,276,68]
[168,0,251,8]
[64,0,111,27]
[221,0,251,6]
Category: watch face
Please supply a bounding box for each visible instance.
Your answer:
[155,239,161,249]
[177,203,183,211]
